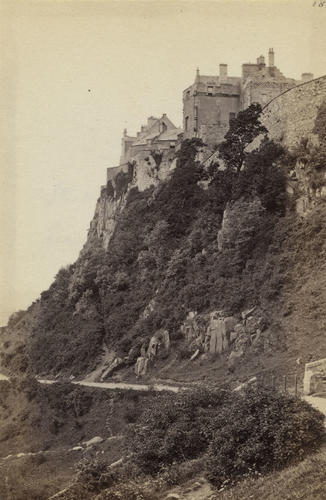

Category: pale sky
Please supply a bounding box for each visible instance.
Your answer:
[0,0,325,325]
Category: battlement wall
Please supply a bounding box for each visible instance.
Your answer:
[261,75,326,149]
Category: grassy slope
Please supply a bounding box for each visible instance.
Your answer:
[0,380,152,499]
[218,445,326,500]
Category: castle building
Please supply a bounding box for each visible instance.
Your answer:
[183,48,314,146]
[119,114,182,164]
[107,114,182,183]
[106,49,315,185]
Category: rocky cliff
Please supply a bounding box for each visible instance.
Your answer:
[2,99,326,389]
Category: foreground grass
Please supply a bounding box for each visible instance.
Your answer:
[219,444,326,500]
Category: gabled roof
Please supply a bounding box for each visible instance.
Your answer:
[132,114,178,146]
[157,127,183,141]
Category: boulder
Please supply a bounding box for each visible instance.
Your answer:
[135,356,148,377]
[147,329,170,359]
[161,329,170,351]
[140,342,147,357]
[100,357,124,380]
[147,336,158,358]
[84,436,104,447]
[190,349,200,361]
[233,376,257,392]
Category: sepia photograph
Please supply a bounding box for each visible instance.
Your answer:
[1,0,326,498]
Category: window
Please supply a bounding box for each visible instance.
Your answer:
[161,122,167,133]
[207,86,213,95]
[185,116,189,131]
[229,112,236,124]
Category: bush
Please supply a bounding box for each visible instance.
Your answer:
[127,387,231,474]
[127,386,325,489]
[205,386,325,488]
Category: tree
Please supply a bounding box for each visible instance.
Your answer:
[218,103,267,173]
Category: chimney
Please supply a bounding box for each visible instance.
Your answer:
[301,72,314,82]
[256,55,265,66]
[195,67,200,83]
[219,64,228,84]
[268,48,275,67]
[147,116,157,129]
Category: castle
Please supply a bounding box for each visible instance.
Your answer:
[107,114,182,182]
[108,49,314,182]
[183,48,313,146]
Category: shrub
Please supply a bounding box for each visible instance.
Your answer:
[205,386,325,488]
[127,387,230,474]
[127,386,325,489]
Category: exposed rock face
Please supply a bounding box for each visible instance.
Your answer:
[207,312,237,354]
[290,137,326,216]
[86,187,128,251]
[135,357,149,377]
[181,308,267,368]
[86,151,176,252]
[217,198,265,253]
[147,329,170,359]
[134,329,170,377]
[100,357,124,381]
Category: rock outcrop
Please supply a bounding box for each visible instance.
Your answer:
[86,150,176,252]
[180,307,267,369]
[135,329,170,377]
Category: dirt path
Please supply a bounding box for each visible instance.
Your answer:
[37,378,182,393]
[304,395,326,419]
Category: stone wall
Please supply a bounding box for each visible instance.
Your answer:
[261,75,326,150]
[242,79,296,109]
[303,358,326,395]
[183,91,240,146]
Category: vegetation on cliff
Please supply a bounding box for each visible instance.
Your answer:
[3,102,326,382]
[1,105,291,377]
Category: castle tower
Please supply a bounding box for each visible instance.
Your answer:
[182,65,241,144]
[219,64,228,84]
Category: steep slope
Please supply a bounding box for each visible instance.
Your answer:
[2,102,326,389]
